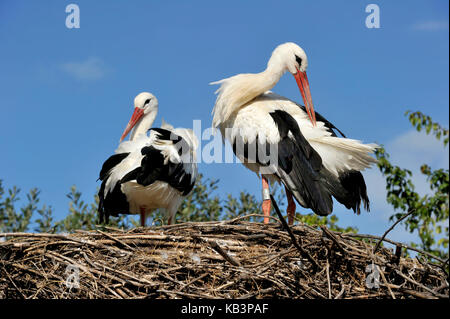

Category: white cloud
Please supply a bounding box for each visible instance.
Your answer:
[412,20,449,31]
[388,129,449,176]
[368,129,448,213]
[60,57,109,81]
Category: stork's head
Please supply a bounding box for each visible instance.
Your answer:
[120,92,159,142]
[268,42,316,125]
[268,42,308,74]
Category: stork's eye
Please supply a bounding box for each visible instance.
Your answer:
[144,98,151,106]
[295,55,303,69]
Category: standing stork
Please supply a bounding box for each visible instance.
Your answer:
[211,42,378,225]
[98,92,198,226]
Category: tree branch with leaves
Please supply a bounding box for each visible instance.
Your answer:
[375,111,449,260]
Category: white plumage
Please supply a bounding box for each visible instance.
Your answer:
[211,43,378,224]
[98,92,198,226]
[223,92,377,178]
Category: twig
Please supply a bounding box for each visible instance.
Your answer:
[270,195,319,270]
[326,261,332,299]
[227,214,281,224]
[2,265,26,299]
[158,289,219,299]
[238,287,276,299]
[374,210,415,253]
[334,285,345,299]
[180,273,209,291]
[320,226,346,254]
[401,289,438,299]
[343,233,446,264]
[378,266,395,299]
[208,241,241,267]
[96,229,134,250]
[395,270,447,298]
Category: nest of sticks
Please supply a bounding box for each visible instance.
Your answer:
[0,213,448,299]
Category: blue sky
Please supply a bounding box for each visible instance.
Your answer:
[0,1,448,243]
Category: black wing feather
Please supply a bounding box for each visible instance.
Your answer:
[98,153,130,181]
[337,170,370,214]
[270,109,370,216]
[97,128,196,223]
[97,152,130,223]
[127,130,195,196]
[270,110,333,215]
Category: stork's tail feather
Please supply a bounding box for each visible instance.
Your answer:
[269,109,375,217]
[97,179,108,224]
[337,170,370,214]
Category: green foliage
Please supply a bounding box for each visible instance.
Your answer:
[178,174,222,222]
[297,213,358,234]
[375,111,449,260]
[34,204,55,233]
[56,186,137,232]
[0,181,48,233]
[222,183,284,222]
[0,181,136,233]
[406,111,449,147]
[55,185,99,232]
[144,175,286,224]
[223,192,260,220]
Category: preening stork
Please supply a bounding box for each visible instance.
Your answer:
[211,42,378,225]
[98,92,198,226]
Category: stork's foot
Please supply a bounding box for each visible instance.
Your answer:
[287,200,296,225]
[285,188,296,225]
[140,207,146,227]
[262,199,271,224]
[262,176,271,224]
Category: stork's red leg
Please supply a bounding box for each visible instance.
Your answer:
[285,187,296,225]
[140,207,146,227]
[262,176,271,224]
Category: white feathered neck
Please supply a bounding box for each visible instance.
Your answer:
[210,42,308,129]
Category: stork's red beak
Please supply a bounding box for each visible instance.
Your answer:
[294,69,317,126]
[120,107,144,142]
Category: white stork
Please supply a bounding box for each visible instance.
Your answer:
[98,92,198,226]
[211,42,378,225]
